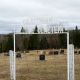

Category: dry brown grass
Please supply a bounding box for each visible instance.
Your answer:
[0,50,80,80]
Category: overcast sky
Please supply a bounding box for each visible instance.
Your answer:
[0,0,80,32]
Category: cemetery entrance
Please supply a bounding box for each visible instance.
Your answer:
[15,33,67,80]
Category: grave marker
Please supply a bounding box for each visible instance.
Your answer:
[39,51,45,60]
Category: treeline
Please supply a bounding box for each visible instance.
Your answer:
[15,26,67,51]
[0,26,80,52]
[69,26,80,48]
[0,34,13,53]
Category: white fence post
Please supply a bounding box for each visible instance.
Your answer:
[9,50,14,80]
[67,32,69,80]
[13,30,16,80]
[68,44,74,80]
[9,31,16,80]
[67,33,75,80]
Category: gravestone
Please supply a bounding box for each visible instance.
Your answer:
[54,51,58,55]
[60,49,64,54]
[4,53,9,56]
[39,51,45,60]
[49,51,54,55]
[74,50,77,54]
[16,52,21,58]
[53,50,59,55]
[78,50,80,54]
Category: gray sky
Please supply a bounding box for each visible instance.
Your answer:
[0,0,80,32]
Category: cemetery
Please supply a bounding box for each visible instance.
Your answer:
[0,26,80,80]
[0,0,80,80]
[0,49,80,80]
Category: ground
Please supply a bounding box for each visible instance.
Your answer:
[0,50,80,80]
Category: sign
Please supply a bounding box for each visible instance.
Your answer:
[48,24,63,33]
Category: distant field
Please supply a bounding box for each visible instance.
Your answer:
[0,50,80,80]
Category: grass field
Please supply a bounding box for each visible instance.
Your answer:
[0,50,80,80]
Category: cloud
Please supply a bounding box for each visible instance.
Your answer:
[0,0,80,32]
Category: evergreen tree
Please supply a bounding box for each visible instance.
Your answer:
[28,26,40,50]
[21,27,26,32]
[23,37,28,50]
[0,43,2,53]
[34,25,38,33]
[6,34,13,51]
[20,27,27,50]
[59,34,67,48]
[73,26,80,48]
[40,37,49,49]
